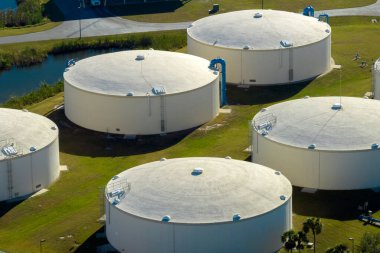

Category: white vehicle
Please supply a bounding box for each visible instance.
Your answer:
[91,0,101,6]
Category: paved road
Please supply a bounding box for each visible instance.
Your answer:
[315,0,380,16]
[0,0,191,45]
[0,0,379,45]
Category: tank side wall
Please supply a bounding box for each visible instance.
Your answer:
[65,79,218,135]
[188,34,331,85]
[0,138,60,201]
[0,160,9,201]
[252,132,320,188]
[106,204,174,253]
[253,130,380,190]
[106,200,291,253]
[9,155,33,199]
[175,202,291,253]
[241,49,289,85]
[319,150,380,190]
[292,36,331,82]
[374,66,380,99]
[165,79,219,132]
[65,81,162,135]
[187,35,242,84]
[31,138,60,190]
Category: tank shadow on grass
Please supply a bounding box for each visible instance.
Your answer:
[292,187,380,221]
[226,80,312,105]
[0,199,24,218]
[47,108,194,157]
[74,226,117,253]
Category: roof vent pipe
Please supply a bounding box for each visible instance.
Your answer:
[192,167,204,175]
[209,58,227,107]
[303,5,314,17]
[136,55,145,61]
[233,214,241,221]
[318,14,329,24]
[331,103,343,110]
[162,215,171,222]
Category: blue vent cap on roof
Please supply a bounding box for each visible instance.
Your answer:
[233,214,241,221]
[162,215,171,222]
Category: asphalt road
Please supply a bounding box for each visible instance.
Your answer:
[0,0,191,45]
[0,0,379,45]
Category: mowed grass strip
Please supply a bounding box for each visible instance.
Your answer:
[109,0,376,23]
[0,16,379,252]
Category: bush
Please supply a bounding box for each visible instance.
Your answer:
[2,81,63,109]
[360,232,380,253]
[0,0,43,28]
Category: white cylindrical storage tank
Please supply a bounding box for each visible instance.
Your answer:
[64,50,220,135]
[105,157,292,253]
[0,109,60,201]
[187,10,331,86]
[252,96,380,190]
[373,58,380,99]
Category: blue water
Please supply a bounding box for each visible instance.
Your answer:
[0,0,17,10]
[0,49,120,103]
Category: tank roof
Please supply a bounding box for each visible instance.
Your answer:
[253,96,380,151]
[374,58,380,71]
[106,157,292,224]
[0,109,58,160]
[63,50,218,96]
[188,9,330,50]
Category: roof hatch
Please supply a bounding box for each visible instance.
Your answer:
[280,40,293,47]
[152,86,166,95]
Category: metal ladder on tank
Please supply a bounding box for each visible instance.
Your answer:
[160,96,166,133]
[289,47,294,82]
[6,159,13,199]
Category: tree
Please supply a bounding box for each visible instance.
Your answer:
[295,231,309,253]
[360,232,380,253]
[303,217,323,253]
[282,230,297,253]
[325,243,349,253]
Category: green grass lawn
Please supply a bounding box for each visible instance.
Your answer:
[0,22,61,37]
[0,0,63,37]
[0,16,380,253]
[108,0,376,23]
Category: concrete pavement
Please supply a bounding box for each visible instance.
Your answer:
[315,0,380,16]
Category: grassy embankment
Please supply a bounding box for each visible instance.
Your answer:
[0,17,379,253]
[109,0,376,22]
[0,30,186,71]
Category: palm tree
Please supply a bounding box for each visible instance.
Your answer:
[281,230,297,252]
[303,217,323,253]
[325,243,349,253]
[295,231,309,253]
